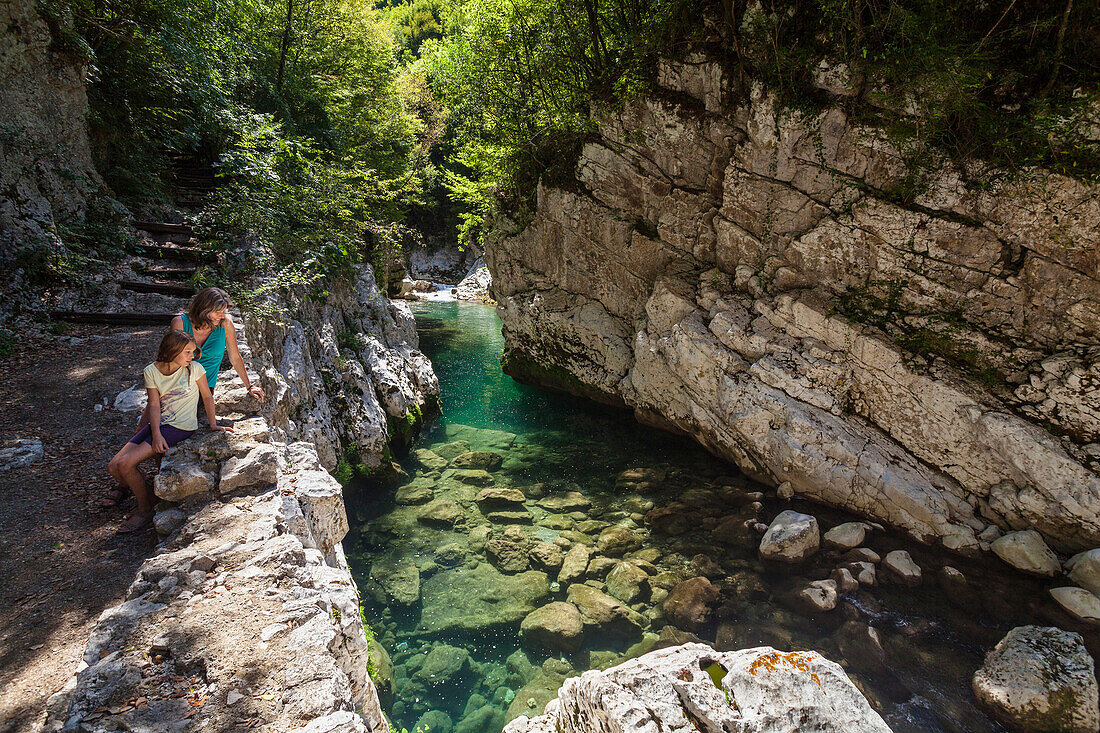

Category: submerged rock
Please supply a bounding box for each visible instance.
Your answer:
[972,625,1098,733]
[417,499,464,527]
[536,492,591,513]
[605,561,649,604]
[991,530,1062,577]
[395,483,434,505]
[488,527,534,573]
[369,557,421,606]
[596,526,642,557]
[412,448,449,471]
[520,603,585,652]
[662,577,720,631]
[504,643,890,733]
[477,487,527,509]
[452,451,504,471]
[557,545,590,585]
[759,510,820,563]
[417,564,549,635]
[566,584,643,639]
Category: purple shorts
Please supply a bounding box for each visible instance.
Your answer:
[129,424,194,448]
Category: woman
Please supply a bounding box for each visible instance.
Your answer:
[101,287,264,508]
[108,329,233,532]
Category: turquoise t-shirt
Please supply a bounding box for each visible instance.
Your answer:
[181,314,227,390]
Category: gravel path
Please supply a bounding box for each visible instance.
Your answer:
[0,325,163,732]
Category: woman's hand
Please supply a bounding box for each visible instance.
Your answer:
[152,433,169,453]
[210,422,235,433]
[247,385,265,402]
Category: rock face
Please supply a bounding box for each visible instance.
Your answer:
[245,264,440,473]
[49,274,439,731]
[486,51,1100,552]
[973,626,1099,733]
[1,0,101,244]
[504,642,890,733]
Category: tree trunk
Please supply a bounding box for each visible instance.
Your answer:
[276,0,295,94]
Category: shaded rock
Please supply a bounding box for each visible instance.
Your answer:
[395,484,434,505]
[452,451,504,471]
[536,492,591,513]
[614,467,665,493]
[713,514,757,545]
[520,603,585,652]
[606,562,649,604]
[1049,587,1100,625]
[153,508,186,536]
[882,550,922,586]
[477,487,528,509]
[219,443,280,494]
[797,579,838,613]
[644,504,693,535]
[831,567,858,593]
[836,621,888,676]
[0,439,43,471]
[413,449,449,471]
[566,584,644,639]
[417,499,464,527]
[435,543,468,568]
[992,530,1061,577]
[973,625,1098,733]
[823,522,867,551]
[1068,549,1100,595]
[596,526,642,557]
[759,510,819,563]
[505,643,890,733]
[662,577,720,631]
[557,545,590,585]
[846,547,881,564]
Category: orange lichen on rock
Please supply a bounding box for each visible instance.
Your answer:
[747,651,822,685]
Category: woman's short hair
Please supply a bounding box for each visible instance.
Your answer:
[188,287,231,330]
[155,328,197,365]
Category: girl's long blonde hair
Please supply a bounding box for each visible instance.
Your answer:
[188,287,231,330]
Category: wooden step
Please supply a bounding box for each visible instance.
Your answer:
[120,279,196,297]
[134,243,216,264]
[50,311,176,326]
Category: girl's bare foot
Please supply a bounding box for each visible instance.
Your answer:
[118,510,154,534]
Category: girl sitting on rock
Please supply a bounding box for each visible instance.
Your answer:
[107,329,233,533]
[101,287,262,508]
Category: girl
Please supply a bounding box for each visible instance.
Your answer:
[101,287,262,508]
[107,329,233,533]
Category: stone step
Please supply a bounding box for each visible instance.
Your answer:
[134,265,196,281]
[119,279,196,297]
[135,221,192,236]
[49,311,176,326]
[134,243,216,264]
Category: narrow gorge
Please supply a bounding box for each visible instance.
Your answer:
[2,0,1100,731]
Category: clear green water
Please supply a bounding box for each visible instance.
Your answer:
[345,301,1090,733]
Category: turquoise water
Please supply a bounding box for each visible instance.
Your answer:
[344,301,1092,733]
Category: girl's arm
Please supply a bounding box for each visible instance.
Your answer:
[223,315,264,402]
[148,388,169,453]
[198,374,233,433]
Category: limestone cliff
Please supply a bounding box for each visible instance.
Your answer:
[0,0,100,246]
[487,56,1100,554]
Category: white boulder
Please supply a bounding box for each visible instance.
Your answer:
[1050,587,1100,626]
[758,510,819,563]
[973,625,1098,733]
[504,642,890,733]
[1067,549,1100,596]
[991,530,1062,577]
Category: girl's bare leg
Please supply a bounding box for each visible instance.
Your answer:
[114,442,158,531]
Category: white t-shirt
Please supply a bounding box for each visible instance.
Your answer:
[143,362,206,431]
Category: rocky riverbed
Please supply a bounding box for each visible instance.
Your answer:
[345,301,1100,733]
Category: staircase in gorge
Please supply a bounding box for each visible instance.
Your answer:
[50,156,220,326]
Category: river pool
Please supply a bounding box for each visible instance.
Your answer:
[344,300,1091,733]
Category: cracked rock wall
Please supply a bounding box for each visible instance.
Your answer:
[487,55,1100,553]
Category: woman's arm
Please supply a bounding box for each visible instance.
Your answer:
[222,315,264,402]
[170,315,184,331]
[198,374,233,433]
[147,388,168,453]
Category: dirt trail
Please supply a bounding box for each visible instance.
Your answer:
[0,325,163,732]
